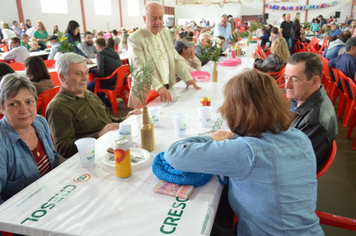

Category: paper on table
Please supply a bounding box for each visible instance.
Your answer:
[153,180,195,199]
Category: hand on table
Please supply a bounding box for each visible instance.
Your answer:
[158,87,173,103]
[98,123,120,137]
[185,80,201,90]
[127,108,142,117]
[252,53,260,59]
[210,131,234,141]
[87,58,93,64]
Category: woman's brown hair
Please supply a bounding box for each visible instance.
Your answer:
[219,69,294,137]
[24,56,51,83]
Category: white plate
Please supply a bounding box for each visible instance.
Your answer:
[102,148,151,167]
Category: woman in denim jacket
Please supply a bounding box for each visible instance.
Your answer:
[164,70,324,236]
[63,20,93,64]
[0,74,59,204]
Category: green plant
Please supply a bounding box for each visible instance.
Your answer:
[129,61,154,107]
[232,30,249,42]
[249,22,262,32]
[199,38,222,63]
[56,31,74,53]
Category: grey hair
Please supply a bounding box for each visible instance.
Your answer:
[199,33,210,42]
[0,74,37,106]
[143,2,163,17]
[55,53,86,76]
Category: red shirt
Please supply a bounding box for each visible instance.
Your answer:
[31,140,50,177]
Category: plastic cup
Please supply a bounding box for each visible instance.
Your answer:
[173,114,188,138]
[121,49,127,55]
[231,50,236,58]
[74,138,96,168]
[148,107,162,127]
[198,106,212,128]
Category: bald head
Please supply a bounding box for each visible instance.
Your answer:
[143,2,164,35]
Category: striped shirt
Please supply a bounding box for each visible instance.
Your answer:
[31,140,50,177]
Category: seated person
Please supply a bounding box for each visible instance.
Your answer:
[174,37,201,73]
[0,62,15,81]
[48,35,59,46]
[46,53,139,159]
[323,31,351,60]
[253,37,290,73]
[194,33,211,66]
[24,56,54,95]
[118,33,129,54]
[310,18,321,33]
[285,52,338,170]
[29,40,40,52]
[328,22,342,38]
[2,37,30,63]
[164,69,324,236]
[20,33,30,50]
[259,27,271,48]
[78,31,98,58]
[0,74,59,204]
[87,38,122,104]
[270,27,282,45]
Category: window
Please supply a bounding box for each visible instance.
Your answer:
[94,0,112,15]
[40,0,68,14]
[128,0,140,17]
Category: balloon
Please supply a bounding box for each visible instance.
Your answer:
[305,5,309,9]
[300,6,303,10]
[289,6,294,10]
[295,6,299,10]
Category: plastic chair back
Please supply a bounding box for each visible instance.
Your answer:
[317,140,337,179]
[9,62,25,71]
[43,59,56,68]
[337,70,354,127]
[0,59,9,64]
[316,211,356,230]
[49,71,61,86]
[37,86,60,117]
[346,77,356,149]
[94,64,130,114]
[1,231,14,236]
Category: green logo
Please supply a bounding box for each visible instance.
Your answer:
[91,150,95,155]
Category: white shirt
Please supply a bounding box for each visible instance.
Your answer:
[3,45,30,63]
[2,29,17,43]
[26,27,35,37]
[154,33,170,86]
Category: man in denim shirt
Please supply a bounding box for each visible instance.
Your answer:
[285,52,338,170]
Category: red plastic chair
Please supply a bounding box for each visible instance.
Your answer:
[346,77,356,150]
[0,59,9,64]
[266,65,286,89]
[254,43,267,60]
[317,140,337,179]
[0,114,3,119]
[1,231,14,236]
[94,64,130,114]
[316,211,356,230]
[43,59,56,68]
[336,70,354,127]
[37,86,60,117]
[49,71,61,86]
[9,62,25,71]
[319,38,328,52]
[2,45,9,52]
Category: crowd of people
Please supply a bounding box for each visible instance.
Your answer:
[0,3,350,236]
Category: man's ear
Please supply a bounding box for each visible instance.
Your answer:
[312,75,320,85]
[0,105,4,115]
[58,73,65,84]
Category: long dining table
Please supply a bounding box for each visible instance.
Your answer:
[0,42,257,236]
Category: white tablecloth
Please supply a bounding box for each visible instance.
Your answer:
[0,44,256,236]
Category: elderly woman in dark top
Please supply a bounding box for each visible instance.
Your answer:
[253,37,290,73]
[24,56,54,95]
[63,20,92,64]
[0,74,59,204]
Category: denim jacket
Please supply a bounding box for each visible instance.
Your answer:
[63,33,87,58]
[0,115,59,204]
[164,128,324,236]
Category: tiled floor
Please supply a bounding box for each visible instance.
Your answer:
[111,100,356,236]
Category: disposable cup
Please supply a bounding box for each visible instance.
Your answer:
[148,106,162,127]
[198,106,212,128]
[74,137,96,168]
[173,114,188,138]
[231,50,236,58]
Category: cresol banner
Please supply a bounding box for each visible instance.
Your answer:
[265,1,338,10]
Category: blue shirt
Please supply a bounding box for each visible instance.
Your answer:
[214,22,233,46]
[0,115,59,204]
[164,128,324,236]
[328,29,342,37]
[63,33,87,58]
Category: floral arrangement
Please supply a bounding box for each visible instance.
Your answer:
[249,22,262,33]
[56,31,73,53]
[232,30,249,42]
[199,38,222,63]
[129,61,154,107]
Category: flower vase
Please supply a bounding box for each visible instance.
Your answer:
[141,107,154,152]
[212,61,218,82]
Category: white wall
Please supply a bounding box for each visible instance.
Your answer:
[0,0,18,25]
[175,3,242,26]
[21,0,83,35]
